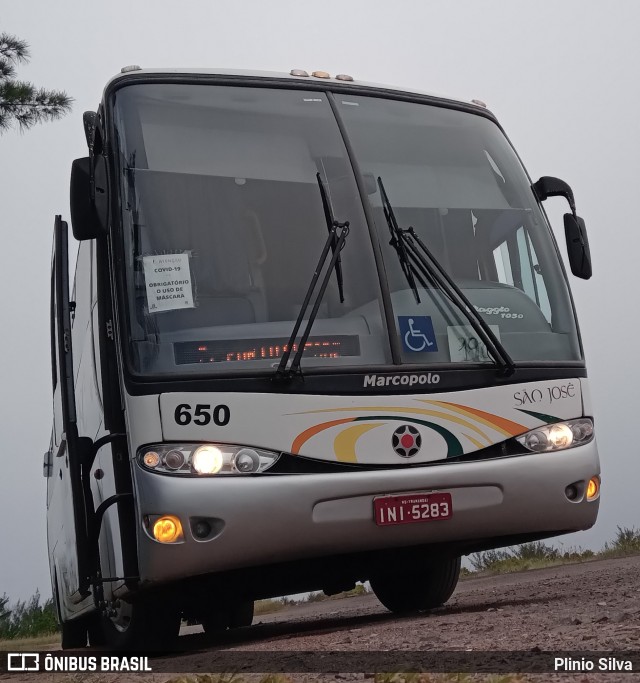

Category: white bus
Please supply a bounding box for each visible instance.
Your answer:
[46,67,599,650]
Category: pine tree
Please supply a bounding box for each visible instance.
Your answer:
[0,593,11,638]
[0,32,72,132]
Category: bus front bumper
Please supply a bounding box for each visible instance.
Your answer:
[133,441,600,585]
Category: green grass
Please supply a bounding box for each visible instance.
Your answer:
[0,632,60,651]
[600,525,640,558]
[468,526,639,575]
[254,598,287,615]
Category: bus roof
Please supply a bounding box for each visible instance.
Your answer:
[105,67,491,114]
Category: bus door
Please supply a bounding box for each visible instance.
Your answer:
[50,215,91,606]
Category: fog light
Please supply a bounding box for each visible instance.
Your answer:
[565,484,579,501]
[587,476,600,501]
[192,445,223,474]
[153,515,183,543]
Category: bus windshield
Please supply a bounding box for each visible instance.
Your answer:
[113,84,390,376]
[335,95,581,366]
[112,83,581,378]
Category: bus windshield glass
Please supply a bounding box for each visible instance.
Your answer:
[112,83,581,378]
[113,84,390,376]
[336,95,581,365]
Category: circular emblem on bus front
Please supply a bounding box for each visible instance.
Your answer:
[392,425,422,458]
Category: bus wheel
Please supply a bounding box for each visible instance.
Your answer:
[101,598,180,650]
[370,556,461,614]
[61,617,88,649]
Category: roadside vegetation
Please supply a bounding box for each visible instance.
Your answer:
[255,583,370,615]
[468,525,640,575]
[2,528,639,641]
[0,590,57,641]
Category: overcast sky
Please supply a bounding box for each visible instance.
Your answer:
[1,0,638,601]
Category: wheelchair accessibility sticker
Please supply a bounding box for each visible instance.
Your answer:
[398,316,438,353]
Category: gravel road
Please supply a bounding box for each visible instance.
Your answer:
[2,555,639,682]
[156,554,640,681]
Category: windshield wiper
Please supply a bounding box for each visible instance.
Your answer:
[317,173,345,303]
[274,210,350,381]
[378,177,421,304]
[377,176,515,374]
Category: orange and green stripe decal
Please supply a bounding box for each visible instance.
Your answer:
[334,423,384,463]
[291,417,355,454]
[516,409,560,424]
[423,400,527,436]
[292,415,463,457]
[289,405,492,444]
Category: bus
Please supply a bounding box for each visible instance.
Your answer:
[46,66,599,650]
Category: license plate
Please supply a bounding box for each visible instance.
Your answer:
[373,492,453,526]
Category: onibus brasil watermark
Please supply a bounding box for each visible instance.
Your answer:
[6,652,152,673]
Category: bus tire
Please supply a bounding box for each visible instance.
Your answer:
[370,555,461,614]
[101,598,180,651]
[87,613,106,647]
[61,617,88,649]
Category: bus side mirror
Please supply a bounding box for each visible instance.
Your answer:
[564,213,592,279]
[532,176,577,215]
[70,156,108,240]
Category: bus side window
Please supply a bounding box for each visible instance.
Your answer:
[50,267,57,391]
[492,227,552,324]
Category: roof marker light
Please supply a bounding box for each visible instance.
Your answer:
[121,65,142,73]
[335,74,354,82]
[471,99,487,108]
[312,71,331,79]
[290,69,309,77]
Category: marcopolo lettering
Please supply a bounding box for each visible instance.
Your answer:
[363,373,440,388]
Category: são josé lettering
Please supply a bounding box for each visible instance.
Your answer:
[514,382,576,406]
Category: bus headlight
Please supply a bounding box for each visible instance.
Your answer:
[192,445,224,474]
[138,443,281,475]
[516,418,594,453]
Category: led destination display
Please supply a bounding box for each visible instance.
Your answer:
[174,335,361,365]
